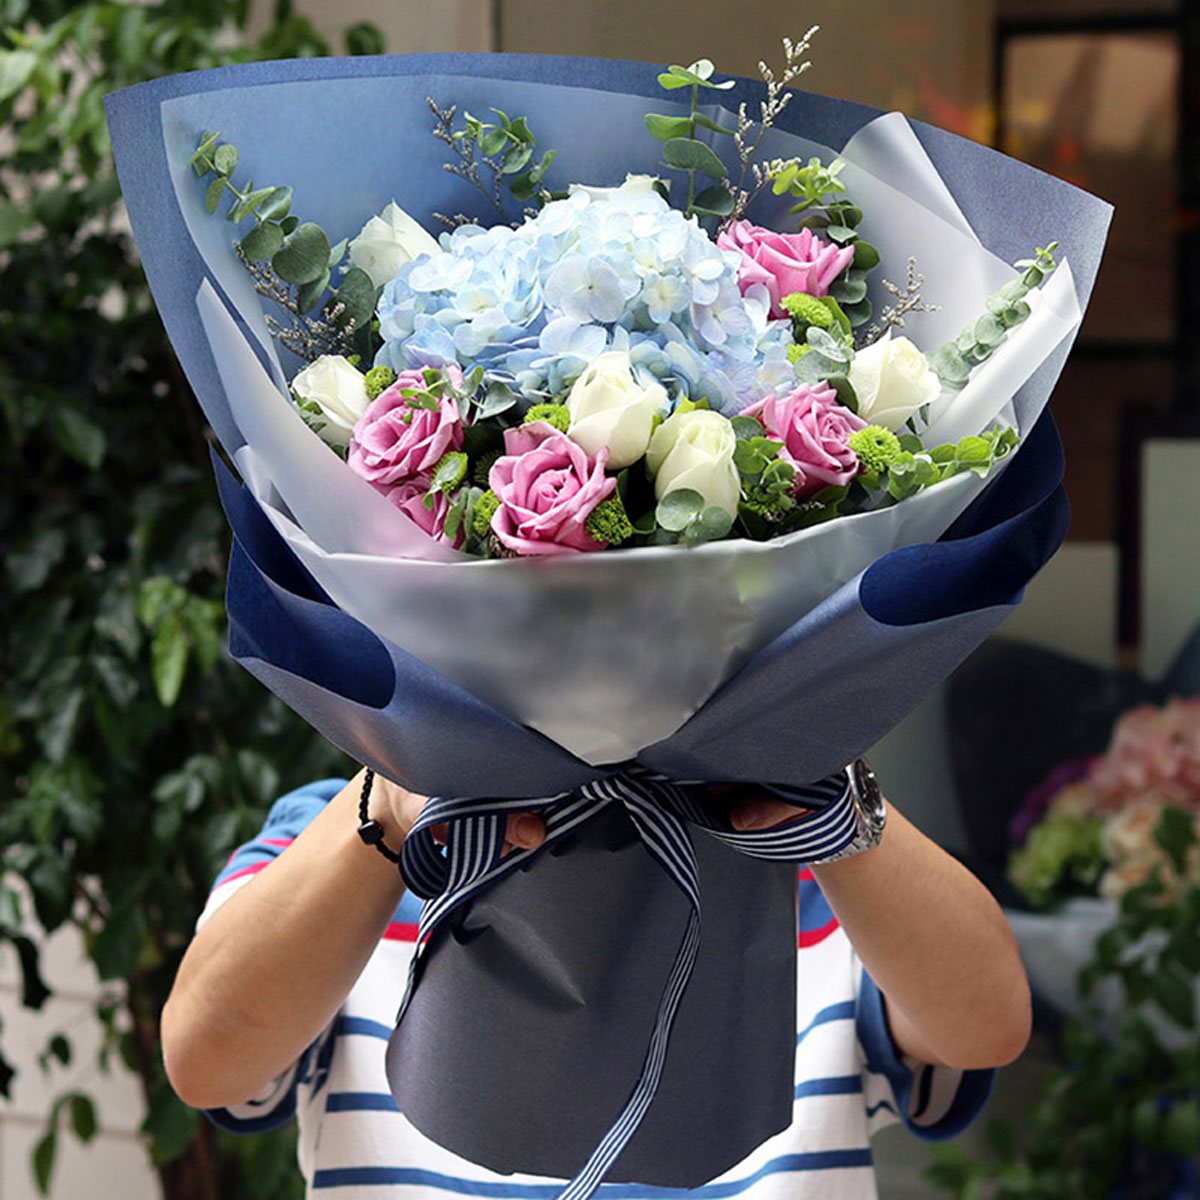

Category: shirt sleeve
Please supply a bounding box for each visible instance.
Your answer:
[855,965,995,1141]
[200,778,347,1135]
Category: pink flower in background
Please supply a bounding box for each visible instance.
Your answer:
[717,221,855,318]
[488,421,615,556]
[1089,697,1200,810]
[384,478,463,548]
[348,367,464,487]
[743,381,867,499]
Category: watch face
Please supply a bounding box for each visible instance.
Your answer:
[850,759,887,828]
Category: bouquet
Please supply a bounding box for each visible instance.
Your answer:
[106,39,1111,1195]
[1010,697,1200,909]
[1005,698,1200,1069]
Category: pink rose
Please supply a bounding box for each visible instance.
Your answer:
[384,478,463,548]
[743,381,867,499]
[348,366,464,487]
[488,421,616,556]
[717,221,855,318]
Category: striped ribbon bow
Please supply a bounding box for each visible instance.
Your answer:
[394,767,856,1200]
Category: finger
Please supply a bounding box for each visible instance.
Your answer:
[505,812,546,850]
[730,799,813,832]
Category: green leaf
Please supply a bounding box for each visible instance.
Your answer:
[1154,806,1196,872]
[51,407,106,469]
[333,267,375,331]
[645,114,695,142]
[238,220,284,261]
[151,614,189,707]
[257,186,293,222]
[7,528,67,592]
[0,202,33,247]
[344,21,386,56]
[296,270,331,314]
[69,1093,97,1142]
[46,1034,71,1067]
[656,488,704,531]
[691,184,734,217]
[830,277,867,305]
[1163,1098,1200,1156]
[33,1129,56,1196]
[696,505,733,540]
[1151,965,1196,1028]
[691,113,735,135]
[974,312,1007,346]
[477,382,516,420]
[661,138,727,179]
[142,1077,199,1165]
[852,241,880,270]
[731,416,764,440]
[272,221,331,285]
[0,50,37,103]
[204,177,226,215]
[90,903,147,981]
[212,142,239,176]
[10,934,51,1009]
[824,223,857,245]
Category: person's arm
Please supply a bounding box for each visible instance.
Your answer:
[161,770,545,1111]
[731,794,1030,1070]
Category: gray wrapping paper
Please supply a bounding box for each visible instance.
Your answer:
[387,804,798,1186]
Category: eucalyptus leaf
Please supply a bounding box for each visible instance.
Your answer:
[332,266,375,330]
[257,186,293,222]
[212,142,238,176]
[238,220,284,261]
[656,488,704,531]
[295,269,331,314]
[204,177,226,215]
[661,137,727,179]
[272,221,331,285]
[645,114,694,142]
[691,184,734,216]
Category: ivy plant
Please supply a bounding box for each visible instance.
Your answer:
[0,2,370,1197]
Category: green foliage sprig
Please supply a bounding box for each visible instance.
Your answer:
[429,98,558,225]
[928,809,1200,1199]
[189,131,375,343]
[645,59,737,220]
[931,244,1058,390]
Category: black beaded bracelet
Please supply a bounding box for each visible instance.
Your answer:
[356,768,401,864]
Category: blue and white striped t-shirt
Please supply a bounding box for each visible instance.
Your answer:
[202,781,994,1199]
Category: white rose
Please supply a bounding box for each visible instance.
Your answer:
[566,351,668,469]
[847,331,942,430]
[346,201,440,289]
[291,354,370,446]
[567,174,662,202]
[645,408,740,518]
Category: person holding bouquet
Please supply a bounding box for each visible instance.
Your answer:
[159,766,1030,1199]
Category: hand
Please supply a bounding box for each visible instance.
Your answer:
[370,770,547,853]
[709,783,813,832]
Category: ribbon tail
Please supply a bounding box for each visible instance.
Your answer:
[557,907,701,1200]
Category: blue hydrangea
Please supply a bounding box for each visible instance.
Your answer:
[374,189,796,412]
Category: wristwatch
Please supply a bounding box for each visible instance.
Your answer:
[810,758,887,865]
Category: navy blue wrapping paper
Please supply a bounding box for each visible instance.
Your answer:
[107,53,1107,1189]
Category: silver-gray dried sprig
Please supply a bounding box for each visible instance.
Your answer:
[236,245,355,361]
[428,96,506,226]
[726,28,819,224]
[860,257,941,345]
